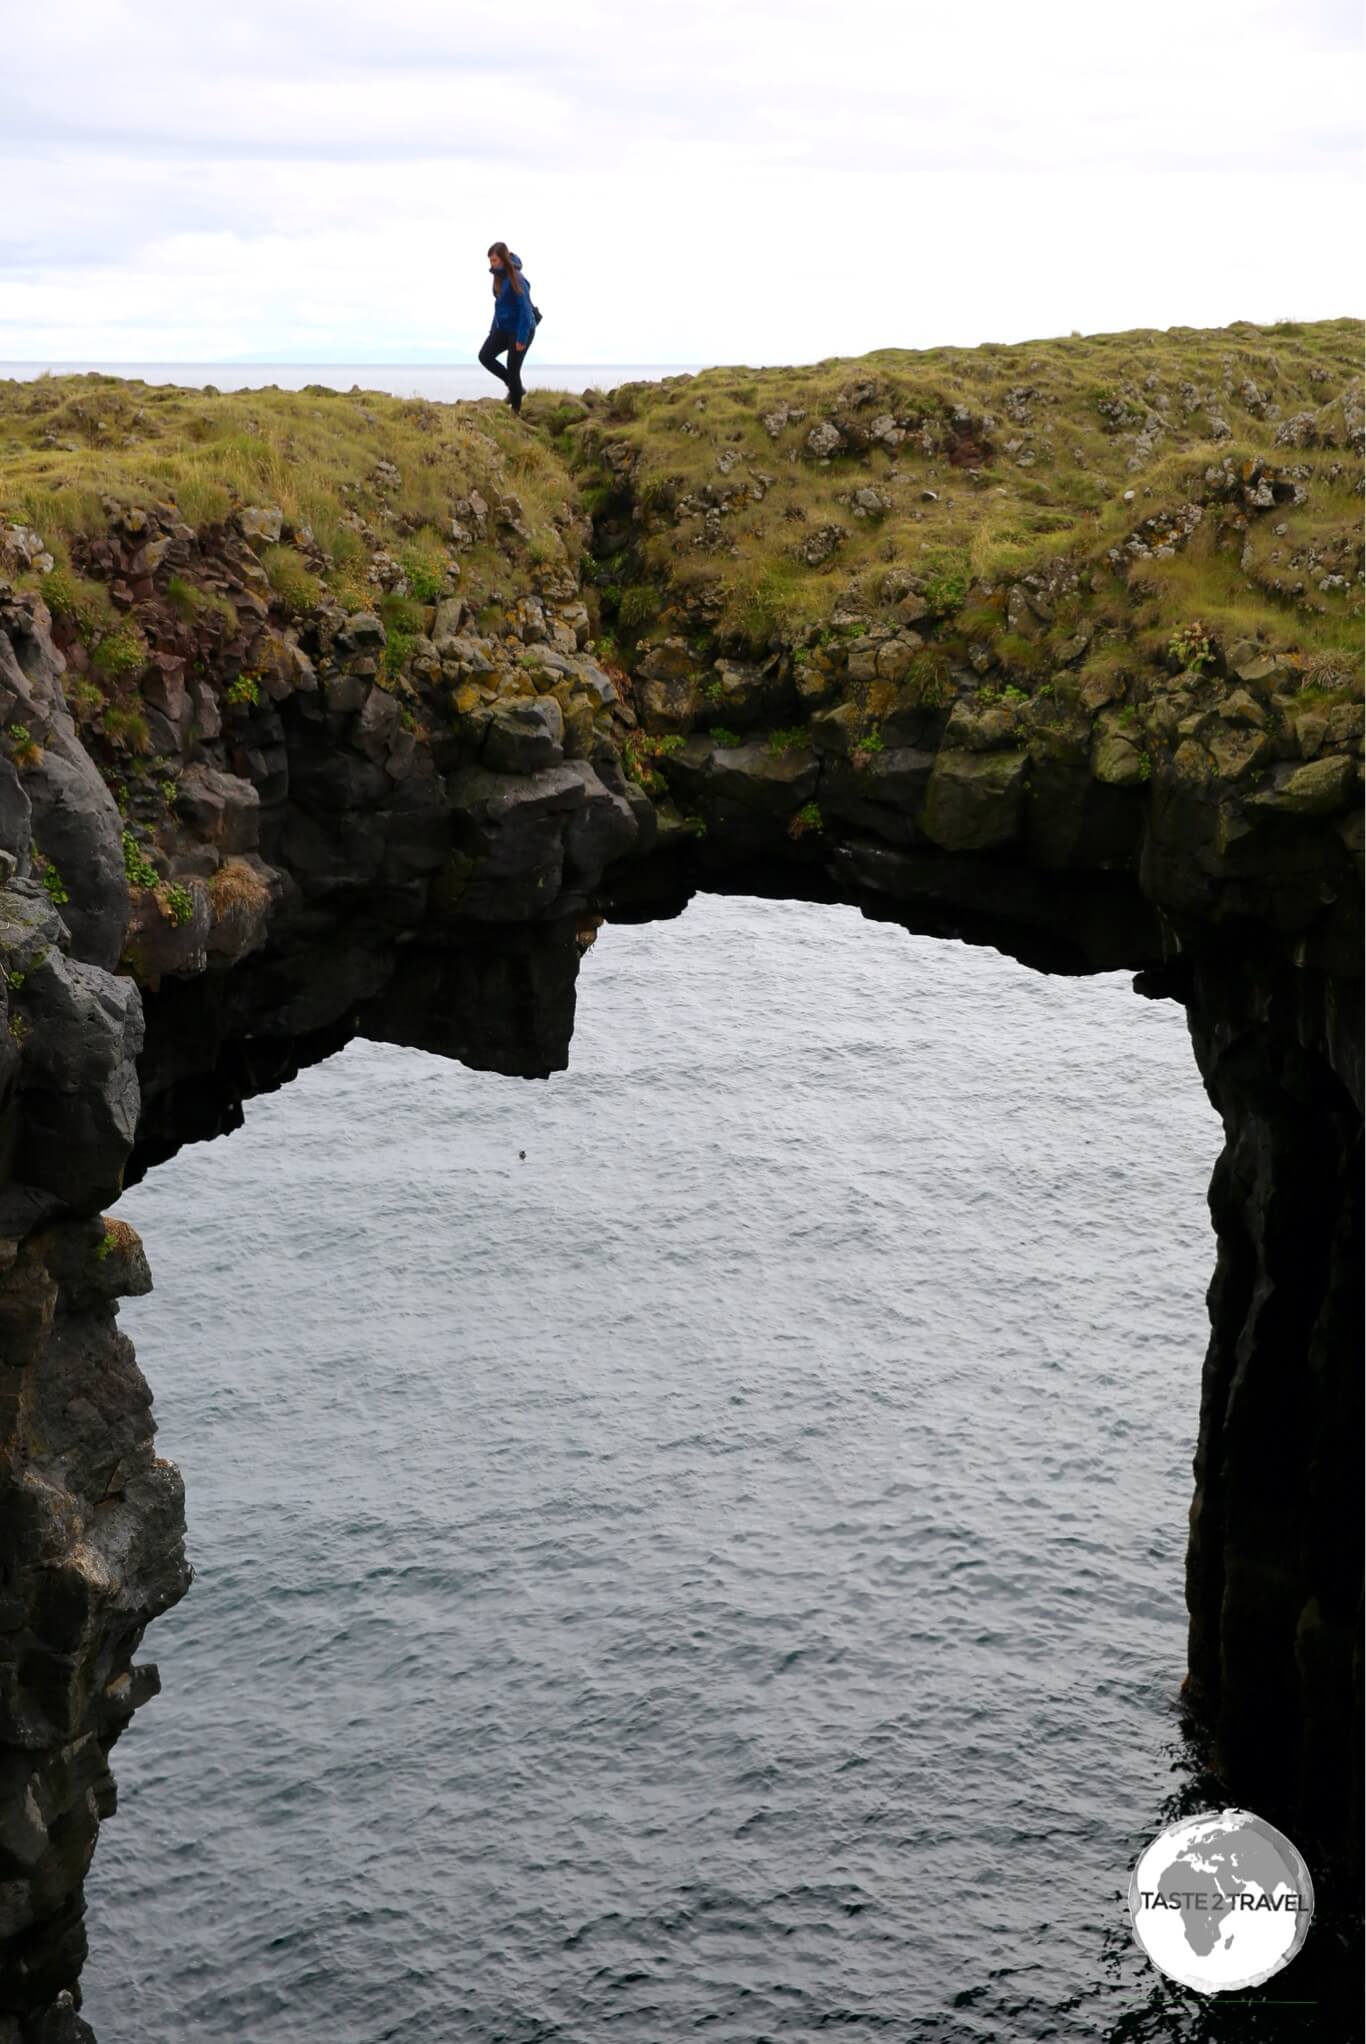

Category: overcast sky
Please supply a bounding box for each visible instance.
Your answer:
[4,0,1361,366]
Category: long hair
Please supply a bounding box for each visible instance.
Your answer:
[487,241,524,295]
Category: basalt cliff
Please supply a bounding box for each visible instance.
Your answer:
[0,321,1361,2037]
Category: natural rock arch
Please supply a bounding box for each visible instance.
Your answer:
[0,329,1361,2034]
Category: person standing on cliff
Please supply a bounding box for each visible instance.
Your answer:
[478,243,537,415]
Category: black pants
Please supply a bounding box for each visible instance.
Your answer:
[479,328,532,409]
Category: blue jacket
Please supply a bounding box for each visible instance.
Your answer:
[490,254,536,344]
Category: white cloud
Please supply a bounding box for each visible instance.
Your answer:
[3,0,1360,364]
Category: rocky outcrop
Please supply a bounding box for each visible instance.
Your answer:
[0,332,1361,2034]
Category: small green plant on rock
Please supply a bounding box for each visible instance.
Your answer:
[397,539,446,601]
[854,724,885,756]
[920,550,970,617]
[68,677,105,726]
[225,674,260,708]
[5,722,42,769]
[380,629,415,686]
[121,829,159,891]
[157,881,195,927]
[1169,619,1216,673]
[788,801,824,839]
[766,727,808,756]
[622,738,666,797]
[92,624,147,680]
[32,849,69,907]
[708,725,742,748]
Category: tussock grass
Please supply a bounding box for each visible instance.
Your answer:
[0,373,581,619]
[560,317,1363,650]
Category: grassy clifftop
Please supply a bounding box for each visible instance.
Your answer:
[560,317,1363,667]
[0,320,1361,899]
[0,371,586,627]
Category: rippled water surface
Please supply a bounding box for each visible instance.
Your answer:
[84,896,1264,2040]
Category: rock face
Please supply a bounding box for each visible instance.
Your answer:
[0,335,1361,2035]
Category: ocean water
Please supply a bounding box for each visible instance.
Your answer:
[0,362,695,400]
[73,891,1304,2042]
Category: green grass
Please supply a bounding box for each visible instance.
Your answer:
[3,324,1360,776]
[560,318,1362,652]
[261,546,323,617]
[91,623,146,679]
[102,704,151,752]
[0,372,582,624]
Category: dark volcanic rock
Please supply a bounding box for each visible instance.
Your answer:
[0,601,127,972]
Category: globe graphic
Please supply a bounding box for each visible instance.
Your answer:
[1128,1808,1314,1993]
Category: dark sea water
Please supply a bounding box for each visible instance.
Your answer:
[83,894,1263,2041]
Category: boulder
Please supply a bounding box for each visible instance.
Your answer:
[1255,755,1356,817]
[0,603,129,969]
[1091,722,1146,786]
[1206,725,1274,782]
[238,505,283,547]
[444,761,632,920]
[808,700,863,757]
[922,748,1029,850]
[482,696,565,774]
[123,876,212,986]
[337,613,386,654]
[0,892,144,1211]
[323,670,371,715]
[794,653,841,712]
[0,755,32,867]
[805,421,844,458]
[946,701,1023,753]
[176,766,260,854]
[561,762,638,885]
[637,644,700,734]
[356,687,406,768]
[705,659,782,728]
[798,523,845,566]
[821,749,935,846]
[705,742,818,815]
